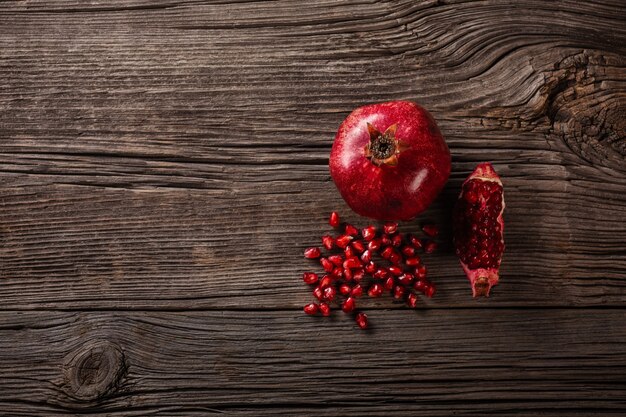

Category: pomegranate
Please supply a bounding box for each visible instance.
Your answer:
[453,163,505,297]
[329,101,451,221]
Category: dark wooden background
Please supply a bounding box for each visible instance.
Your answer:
[1,0,625,415]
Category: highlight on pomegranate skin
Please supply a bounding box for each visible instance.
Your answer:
[453,162,505,297]
[329,101,451,221]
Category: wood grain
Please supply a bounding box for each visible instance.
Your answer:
[1,0,625,415]
[1,309,625,415]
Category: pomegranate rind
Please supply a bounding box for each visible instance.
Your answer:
[454,162,505,298]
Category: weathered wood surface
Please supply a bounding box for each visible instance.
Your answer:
[2,310,626,415]
[1,0,625,415]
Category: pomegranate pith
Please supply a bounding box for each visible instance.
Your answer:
[453,162,505,297]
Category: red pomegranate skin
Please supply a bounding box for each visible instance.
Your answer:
[329,101,451,221]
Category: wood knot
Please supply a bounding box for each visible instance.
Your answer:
[63,340,127,402]
[542,51,625,170]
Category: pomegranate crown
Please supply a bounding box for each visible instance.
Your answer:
[364,123,409,166]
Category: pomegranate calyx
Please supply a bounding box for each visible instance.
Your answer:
[364,123,408,166]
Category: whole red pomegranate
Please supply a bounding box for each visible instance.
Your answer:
[329,101,451,221]
[453,163,505,297]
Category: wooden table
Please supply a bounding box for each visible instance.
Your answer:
[1,1,625,415]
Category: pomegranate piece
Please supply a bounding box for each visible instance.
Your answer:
[352,269,365,282]
[321,235,335,250]
[343,257,361,270]
[361,225,377,241]
[304,303,319,315]
[422,224,439,237]
[339,283,352,295]
[368,238,382,252]
[345,224,359,236]
[453,162,505,297]
[393,285,405,299]
[329,211,340,228]
[335,234,353,249]
[415,264,427,280]
[381,246,394,259]
[406,293,419,308]
[329,101,450,221]
[383,222,398,234]
[424,283,436,298]
[398,273,414,286]
[304,247,321,259]
[384,276,395,291]
[351,284,364,298]
[343,246,354,258]
[391,234,403,248]
[401,245,417,258]
[423,240,437,254]
[351,240,365,253]
[313,286,324,300]
[320,257,334,272]
[355,312,368,330]
[380,234,392,247]
[302,272,319,285]
[329,255,343,266]
[368,283,383,297]
[364,261,376,274]
[319,275,333,289]
[360,249,372,264]
[342,297,356,313]
[405,257,420,266]
[319,302,331,316]
[323,286,336,302]
[389,252,402,265]
[388,265,403,276]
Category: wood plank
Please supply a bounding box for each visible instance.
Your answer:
[1,0,625,309]
[0,309,625,415]
[0,180,625,309]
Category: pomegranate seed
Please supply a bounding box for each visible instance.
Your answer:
[339,283,352,295]
[398,273,414,286]
[320,257,334,272]
[319,302,331,316]
[383,222,398,234]
[302,272,319,285]
[304,303,319,315]
[407,293,419,308]
[344,246,354,258]
[342,297,356,313]
[405,257,421,266]
[345,224,359,237]
[364,261,376,274]
[424,240,437,254]
[321,235,334,250]
[372,268,384,279]
[361,225,376,241]
[424,283,436,298]
[368,238,382,252]
[344,267,353,281]
[329,212,340,228]
[393,285,405,299]
[335,234,353,249]
[353,269,365,282]
[319,275,333,288]
[389,252,402,265]
[408,234,423,250]
[422,224,439,237]
[351,284,363,298]
[401,245,417,257]
[380,234,392,247]
[413,280,426,292]
[388,265,403,276]
[323,286,336,301]
[381,246,394,259]
[355,312,368,329]
[415,264,427,280]
[391,234,402,247]
[332,266,343,279]
[304,247,321,259]
[313,286,324,300]
[329,255,343,266]
[351,240,365,253]
[343,257,361,270]
[360,249,372,264]
[368,283,384,297]
[384,276,395,290]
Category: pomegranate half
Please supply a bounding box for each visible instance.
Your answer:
[329,101,451,221]
[453,163,505,297]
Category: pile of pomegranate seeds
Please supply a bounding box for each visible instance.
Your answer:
[301,211,439,330]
